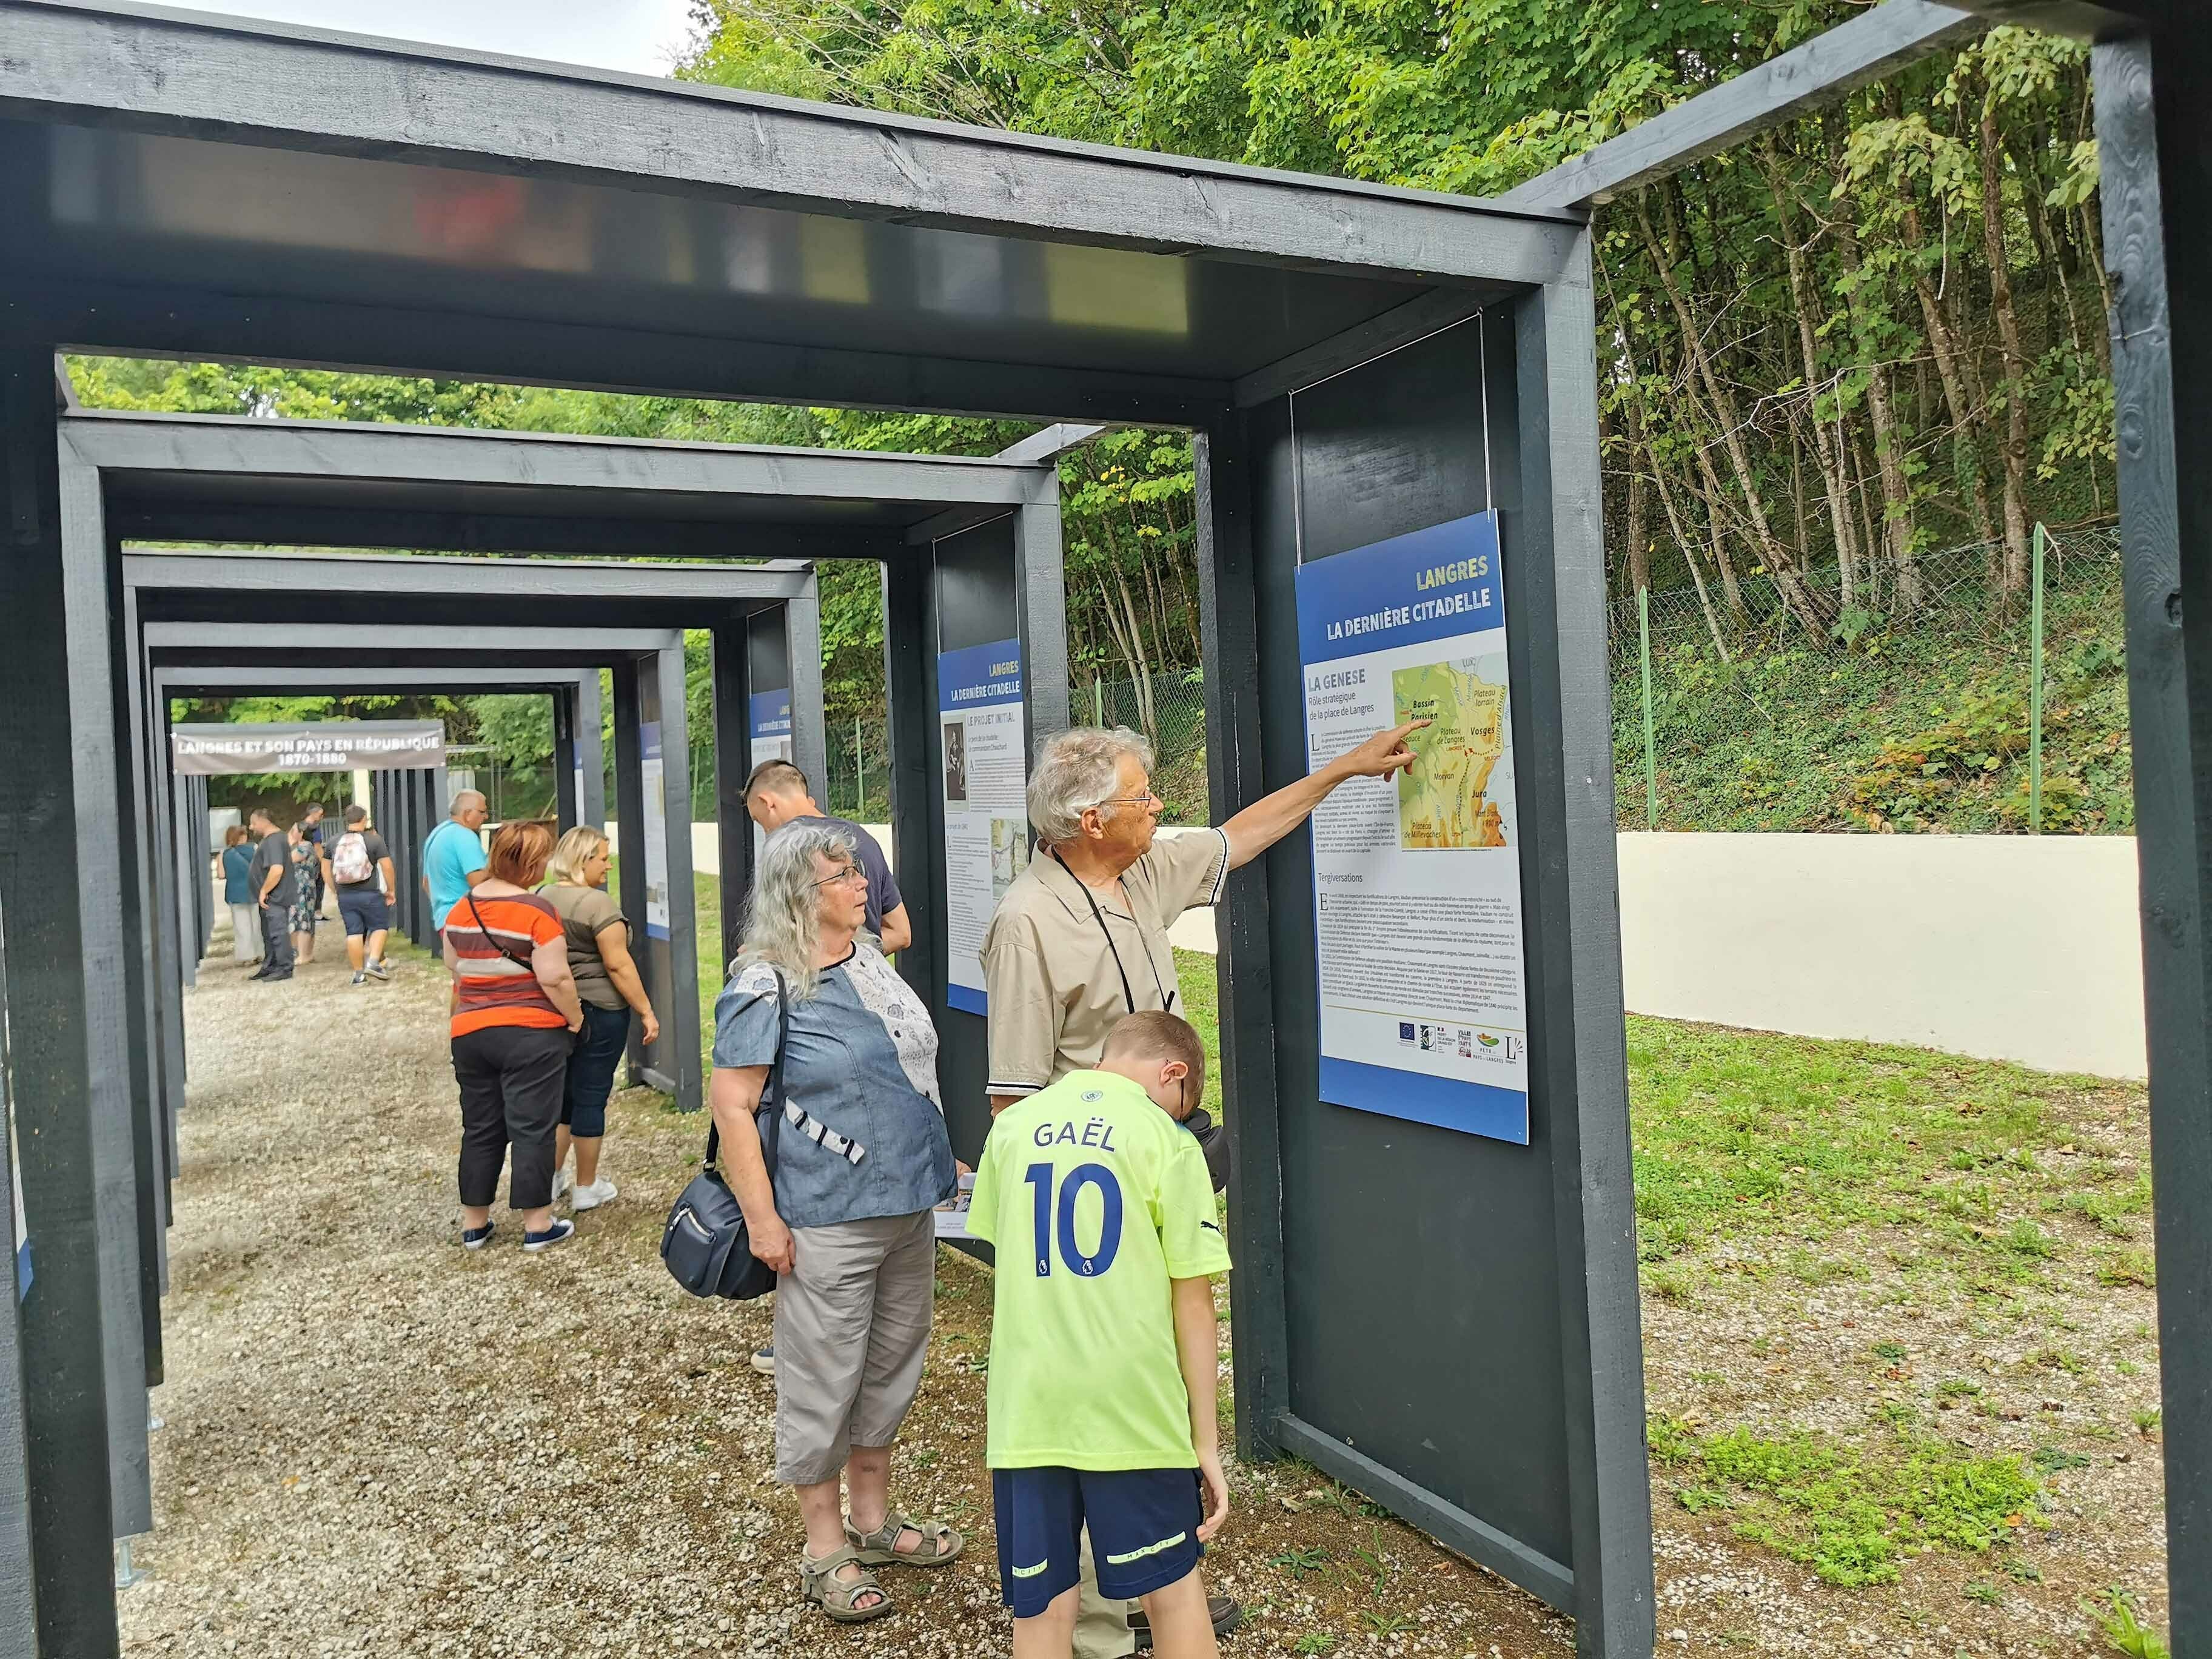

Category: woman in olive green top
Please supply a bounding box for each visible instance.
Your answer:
[540,825,659,1210]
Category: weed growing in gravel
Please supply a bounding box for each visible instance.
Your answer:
[2085,1589,2170,1659]
[1291,1635,1337,1656]
[1649,1414,2042,1586]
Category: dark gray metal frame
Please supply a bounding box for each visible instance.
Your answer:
[2,8,1656,1654]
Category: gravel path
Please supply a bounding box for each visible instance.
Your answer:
[123,913,2165,1658]
[122,922,1568,1659]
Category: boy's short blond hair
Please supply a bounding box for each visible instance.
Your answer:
[1101,1010,1207,1094]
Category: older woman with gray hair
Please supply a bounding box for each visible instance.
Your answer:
[980,719,1420,1659]
[708,820,961,1626]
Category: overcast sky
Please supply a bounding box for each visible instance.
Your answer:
[185,0,700,77]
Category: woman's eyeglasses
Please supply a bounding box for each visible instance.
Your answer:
[812,865,868,889]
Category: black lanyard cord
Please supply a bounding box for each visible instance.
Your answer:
[1048,849,1178,1016]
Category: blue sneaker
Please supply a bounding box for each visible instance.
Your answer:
[750,1345,776,1376]
[461,1223,495,1250]
[523,1218,577,1253]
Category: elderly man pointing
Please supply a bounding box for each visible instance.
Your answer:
[985,722,1419,1110]
[980,719,1419,1658]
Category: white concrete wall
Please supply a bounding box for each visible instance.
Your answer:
[1615,833,2147,1079]
[677,817,2150,1080]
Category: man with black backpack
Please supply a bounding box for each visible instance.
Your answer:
[321,803,396,987]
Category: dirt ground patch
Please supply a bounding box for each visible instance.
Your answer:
[121,927,2165,1658]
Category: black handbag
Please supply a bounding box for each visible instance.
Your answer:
[659,970,787,1300]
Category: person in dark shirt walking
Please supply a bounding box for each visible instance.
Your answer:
[743,760,911,954]
[321,803,397,987]
[244,808,298,982]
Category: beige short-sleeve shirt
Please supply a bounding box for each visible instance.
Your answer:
[980,826,1230,1098]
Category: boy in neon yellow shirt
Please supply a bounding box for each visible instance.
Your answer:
[969,1010,1231,1659]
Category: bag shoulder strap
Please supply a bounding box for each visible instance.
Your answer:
[463,890,536,970]
[705,968,788,1175]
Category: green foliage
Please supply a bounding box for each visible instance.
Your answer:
[2085,1589,2171,1659]
[1662,1421,2041,1587]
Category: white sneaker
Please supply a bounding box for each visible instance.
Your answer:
[572,1179,618,1212]
[552,1167,574,1204]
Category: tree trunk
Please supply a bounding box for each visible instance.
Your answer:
[1758,137,1863,609]
[1902,201,2002,557]
[1979,95,2037,598]
[1634,198,1831,634]
[1646,441,1732,660]
[1831,204,1923,614]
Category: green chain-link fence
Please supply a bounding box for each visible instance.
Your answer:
[1611,524,2131,835]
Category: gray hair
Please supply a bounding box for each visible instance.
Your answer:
[732,819,861,1002]
[1028,726,1155,846]
[448,788,486,818]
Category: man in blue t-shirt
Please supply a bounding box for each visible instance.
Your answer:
[743,760,910,954]
[423,789,490,930]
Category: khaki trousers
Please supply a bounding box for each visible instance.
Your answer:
[1074,1532,1134,1659]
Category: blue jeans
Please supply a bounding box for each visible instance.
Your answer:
[561,1004,630,1136]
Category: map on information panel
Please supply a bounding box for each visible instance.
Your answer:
[1393,657,1512,850]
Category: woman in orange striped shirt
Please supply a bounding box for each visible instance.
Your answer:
[443,820,585,1253]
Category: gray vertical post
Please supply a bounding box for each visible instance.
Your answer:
[55,411,150,1549]
[172,767,196,991]
[575,672,606,833]
[0,890,39,1659]
[553,685,580,833]
[652,643,702,1113]
[2094,31,2211,1641]
[611,661,648,1085]
[1195,412,1289,1462]
[1016,482,1071,745]
[102,541,166,1386]
[788,575,828,796]
[709,622,754,973]
[190,777,212,965]
[882,558,939,1016]
[0,344,121,1655]
[1518,248,1657,1658]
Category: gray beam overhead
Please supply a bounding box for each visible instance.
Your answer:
[155,666,600,697]
[1493,1,1987,212]
[990,424,1108,466]
[125,549,811,605]
[0,2,1578,290]
[105,504,902,563]
[69,412,1046,512]
[22,280,1231,427]
[146,622,682,659]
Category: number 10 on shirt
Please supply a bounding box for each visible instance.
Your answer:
[1024,1164,1124,1278]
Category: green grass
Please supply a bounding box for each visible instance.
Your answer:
[1652,1413,2043,1587]
[1624,1018,2133,1280]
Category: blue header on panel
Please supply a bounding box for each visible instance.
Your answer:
[1294,511,1503,666]
[750,689,792,741]
[938,638,1025,709]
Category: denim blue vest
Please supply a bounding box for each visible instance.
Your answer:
[712,949,956,1230]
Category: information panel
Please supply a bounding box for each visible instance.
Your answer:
[749,688,794,864]
[1294,511,1529,1144]
[749,688,793,774]
[640,719,670,942]
[938,638,1027,1015]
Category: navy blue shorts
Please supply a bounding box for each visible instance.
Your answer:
[993,1467,1204,1618]
[336,886,390,938]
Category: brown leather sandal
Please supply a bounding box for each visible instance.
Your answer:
[843,1509,965,1567]
[800,1546,895,1623]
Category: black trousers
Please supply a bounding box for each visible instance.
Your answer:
[452,1024,571,1211]
[258,901,295,976]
